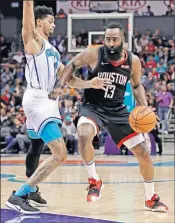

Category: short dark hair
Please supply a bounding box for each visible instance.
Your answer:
[104,22,124,36]
[34,5,54,24]
[105,22,123,31]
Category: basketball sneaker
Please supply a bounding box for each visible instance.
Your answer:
[5,191,40,214]
[27,186,47,207]
[87,178,104,202]
[145,193,168,212]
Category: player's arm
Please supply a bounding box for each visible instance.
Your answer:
[22,1,42,54]
[130,54,148,106]
[59,48,110,89]
[59,48,95,88]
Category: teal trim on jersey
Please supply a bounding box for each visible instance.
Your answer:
[124,81,135,113]
[40,122,62,144]
[27,129,40,139]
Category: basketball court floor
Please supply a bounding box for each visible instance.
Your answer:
[1,144,174,223]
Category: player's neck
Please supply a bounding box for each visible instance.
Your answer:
[36,27,49,41]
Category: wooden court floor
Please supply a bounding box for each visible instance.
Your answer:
[1,151,174,223]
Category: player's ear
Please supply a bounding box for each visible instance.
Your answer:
[36,19,42,27]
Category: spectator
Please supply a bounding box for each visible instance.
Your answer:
[145,55,157,69]
[1,108,8,124]
[157,85,174,133]
[13,51,24,63]
[165,5,174,16]
[156,62,167,76]
[140,35,149,47]
[1,118,22,153]
[16,123,30,153]
[142,5,154,16]
[147,40,155,53]
[76,28,88,47]
[62,115,78,154]
[55,8,67,18]
[143,72,156,90]
[0,34,9,61]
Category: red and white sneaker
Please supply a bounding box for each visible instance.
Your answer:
[145,193,168,212]
[87,178,104,203]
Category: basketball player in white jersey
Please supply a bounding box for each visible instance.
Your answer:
[5,1,110,214]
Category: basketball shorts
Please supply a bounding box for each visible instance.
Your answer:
[23,88,62,143]
[75,104,145,150]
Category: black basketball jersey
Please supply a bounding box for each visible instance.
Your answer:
[83,46,133,108]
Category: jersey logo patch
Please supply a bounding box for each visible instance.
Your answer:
[121,65,129,69]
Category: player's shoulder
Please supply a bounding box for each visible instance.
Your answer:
[131,52,141,65]
[75,46,99,62]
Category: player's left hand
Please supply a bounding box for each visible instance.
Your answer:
[90,77,112,90]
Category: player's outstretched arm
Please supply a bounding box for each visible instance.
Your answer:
[22,0,42,54]
[130,54,148,106]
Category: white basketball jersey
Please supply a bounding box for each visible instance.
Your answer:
[25,39,60,92]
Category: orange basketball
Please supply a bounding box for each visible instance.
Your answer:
[129,106,157,133]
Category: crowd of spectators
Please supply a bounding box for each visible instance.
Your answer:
[1,25,175,155]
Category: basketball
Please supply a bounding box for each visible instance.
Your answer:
[129,106,157,133]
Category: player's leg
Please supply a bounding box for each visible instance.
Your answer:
[6,121,67,214]
[108,121,168,212]
[25,138,47,207]
[129,142,168,212]
[77,115,104,202]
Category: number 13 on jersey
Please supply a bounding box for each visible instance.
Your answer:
[104,85,116,98]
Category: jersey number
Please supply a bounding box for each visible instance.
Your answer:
[104,85,115,99]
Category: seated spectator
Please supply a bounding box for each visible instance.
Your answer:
[13,51,24,64]
[16,123,31,153]
[1,108,8,124]
[62,116,78,154]
[147,40,155,53]
[1,118,22,153]
[145,55,157,69]
[156,62,167,76]
[140,35,149,47]
[143,72,156,90]
[152,67,160,79]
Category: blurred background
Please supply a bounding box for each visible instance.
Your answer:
[1,0,175,155]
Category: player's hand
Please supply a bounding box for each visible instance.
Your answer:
[49,88,64,100]
[90,77,112,91]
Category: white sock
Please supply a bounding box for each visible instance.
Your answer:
[144,180,155,200]
[84,160,100,181]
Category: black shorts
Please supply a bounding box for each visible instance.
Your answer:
[74,104,139,148]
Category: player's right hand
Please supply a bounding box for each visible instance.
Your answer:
[90,77,112,91]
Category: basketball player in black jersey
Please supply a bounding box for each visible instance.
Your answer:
[60,23,168,212]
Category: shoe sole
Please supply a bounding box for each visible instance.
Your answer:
[88,184,104,203]
[29,199,47,207]
[5,201,40,215]
[145,206,168,213]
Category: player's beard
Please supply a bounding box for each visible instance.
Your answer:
[104,42,123,61]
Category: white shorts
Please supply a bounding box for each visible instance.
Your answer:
[77,116,145,150]
[22,88,62,136]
